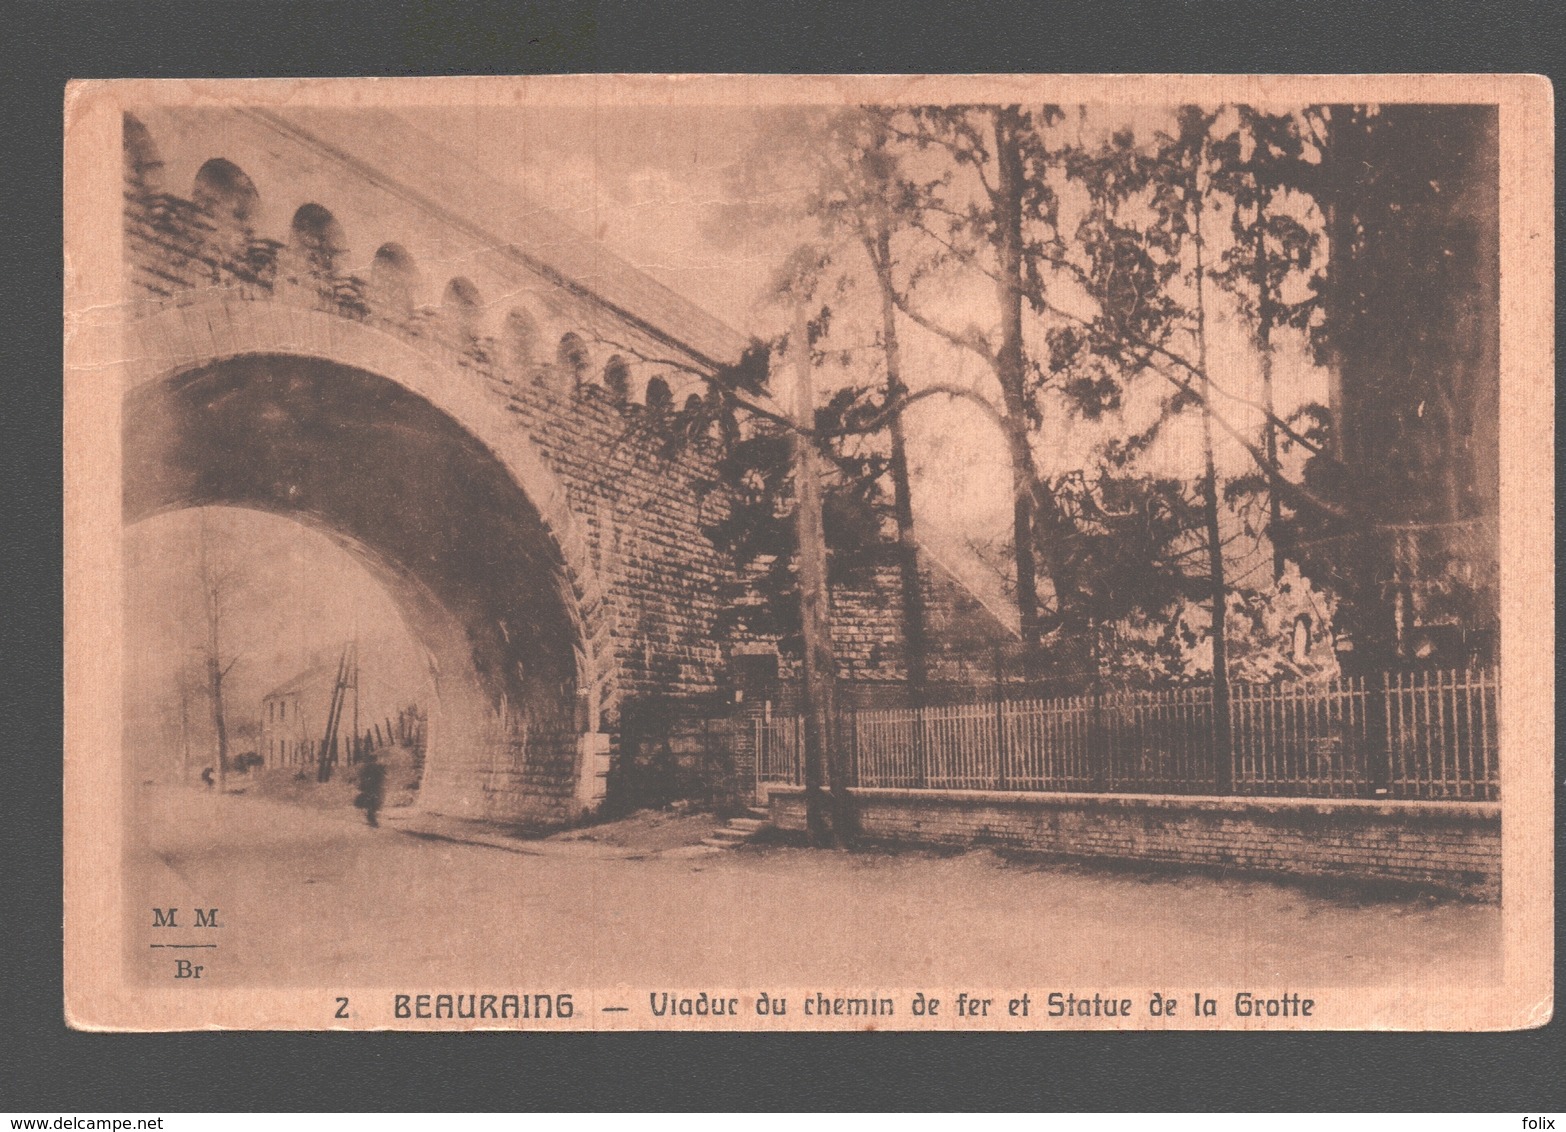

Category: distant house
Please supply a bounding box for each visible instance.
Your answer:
[261,661,408,769]
[260,664,336,769]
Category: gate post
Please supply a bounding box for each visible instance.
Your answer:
[753,715,764,805]
[1367,670,1392,797]
[994,693,1008,790]
[849,706,860,788]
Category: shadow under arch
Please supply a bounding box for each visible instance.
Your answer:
[124,351,600,825]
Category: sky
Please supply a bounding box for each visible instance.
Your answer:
[412,105,771,331]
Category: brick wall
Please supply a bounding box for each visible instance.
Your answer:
[824,561,1021,684]
[487,374,734,711]
[424,726,582,827]
[767,786,1501,899]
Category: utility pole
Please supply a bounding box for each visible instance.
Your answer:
[350,635,360,764]
[318,641,357,782]
[789,304,848,846]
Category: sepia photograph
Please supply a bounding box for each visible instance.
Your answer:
[62,74,1552,1031]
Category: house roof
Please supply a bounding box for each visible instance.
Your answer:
[262,663,338,701]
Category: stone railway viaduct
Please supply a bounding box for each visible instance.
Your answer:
[119,106,1012,826]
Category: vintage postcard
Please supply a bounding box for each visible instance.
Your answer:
[64,74,1552,1031]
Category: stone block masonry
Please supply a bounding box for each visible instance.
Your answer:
[767,786,1500,900]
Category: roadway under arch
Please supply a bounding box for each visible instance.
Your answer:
[124,345,604,824]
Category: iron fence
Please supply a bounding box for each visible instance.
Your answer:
[1384,667,1500,800]
[755,667,1499,802]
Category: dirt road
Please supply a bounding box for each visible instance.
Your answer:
[124,784,1500,990]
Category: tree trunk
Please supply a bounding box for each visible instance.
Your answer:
[790,306,848,846]
[872,226,931,787]
[991,108,1046,654]
[1191,182,1234,794]
[199,513,230,793]
[350,643,360,766]
[207,654,229,792]
[1199,427,1232,794]
[178,668,192,780]
[990,108,1085,660]
[872,226,929,695]
[1252,206,1285,582]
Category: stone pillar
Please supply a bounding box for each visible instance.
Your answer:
[574,731,613,813]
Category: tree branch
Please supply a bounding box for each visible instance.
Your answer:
[889,113,999,203]
[817,381,1010,441]
[888,287,996,366]
[905,215,1007,291]
[1034,291,1330,459]
[1141,356,1350,520]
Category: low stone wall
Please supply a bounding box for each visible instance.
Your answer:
[766,786,1500,900]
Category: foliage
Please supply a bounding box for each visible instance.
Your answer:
[1282,105,1501,668]
[705,101,1496,684]
[698,405,894,656]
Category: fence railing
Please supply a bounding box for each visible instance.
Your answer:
[755,667,1499,802]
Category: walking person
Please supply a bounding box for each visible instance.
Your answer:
[354,751,386,828]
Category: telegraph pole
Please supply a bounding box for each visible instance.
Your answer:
[350,637,360,763]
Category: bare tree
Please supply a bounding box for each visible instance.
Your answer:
[167,656,201,781]
[882,104,1087,652]
[195,508,245,792]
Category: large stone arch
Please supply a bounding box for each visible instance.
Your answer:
[121,293,615,822]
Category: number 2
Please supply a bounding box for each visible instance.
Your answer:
[334,997,350,1019]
